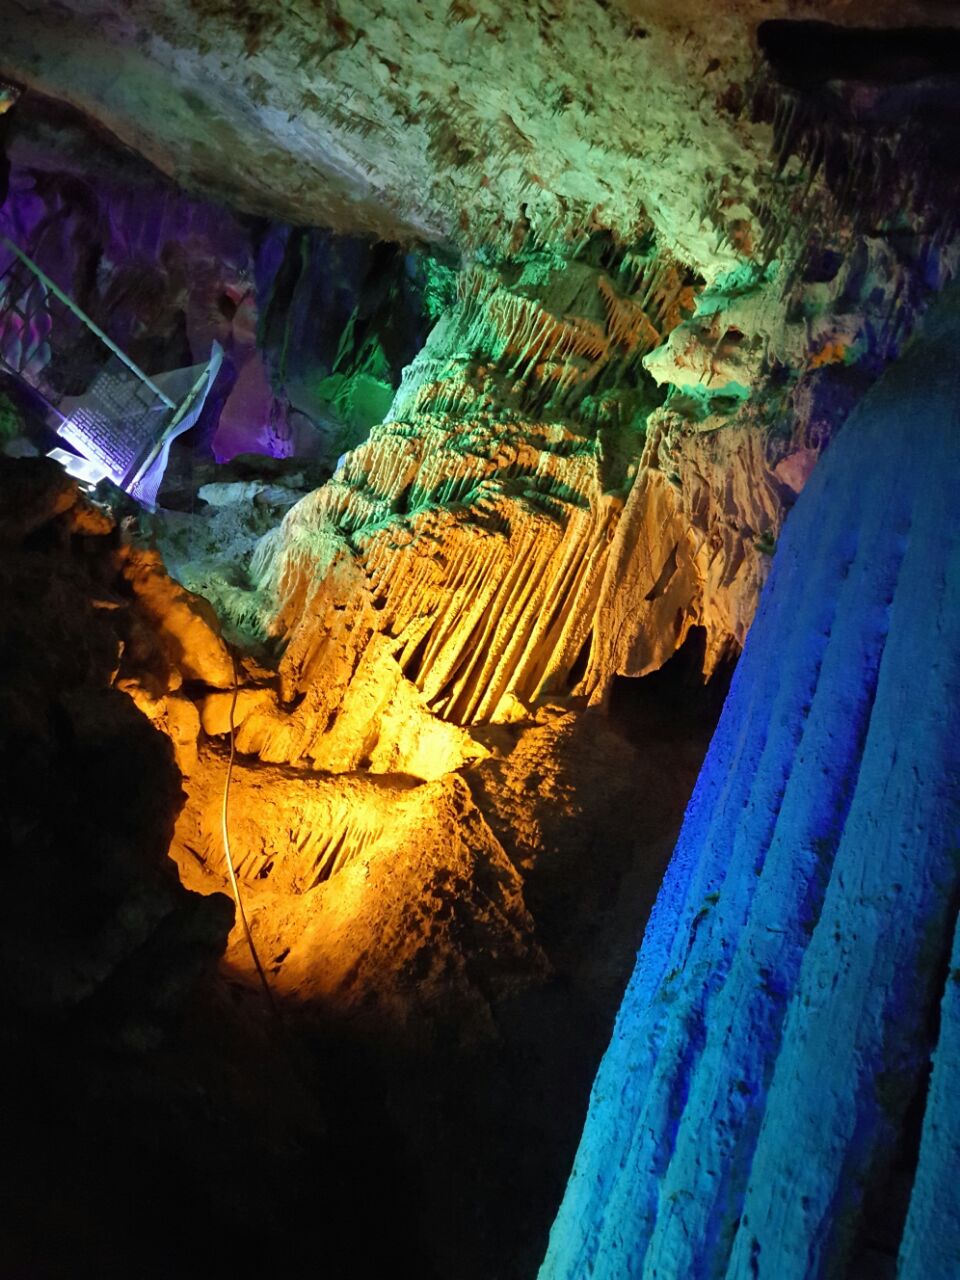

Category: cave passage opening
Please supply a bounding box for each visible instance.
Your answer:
[758,20,960,90]
[607,627,736,748]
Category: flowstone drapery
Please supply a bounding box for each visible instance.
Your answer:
[541,290,960,1279]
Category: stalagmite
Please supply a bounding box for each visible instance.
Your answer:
[541,288,960,1279]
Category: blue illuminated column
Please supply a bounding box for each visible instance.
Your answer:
[541,289,960,1280]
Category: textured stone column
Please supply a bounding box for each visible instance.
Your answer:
[541,290,960,1279]
[898,908,960,1280]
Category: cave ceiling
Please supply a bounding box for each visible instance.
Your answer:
[4,0,955,274]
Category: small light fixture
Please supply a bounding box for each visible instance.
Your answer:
[0,80,22,117]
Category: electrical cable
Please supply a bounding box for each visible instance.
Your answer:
[221,650,277,1013]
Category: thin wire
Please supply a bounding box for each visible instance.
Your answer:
[221,651,277,1012]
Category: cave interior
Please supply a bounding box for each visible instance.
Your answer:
[1,4,959,1279]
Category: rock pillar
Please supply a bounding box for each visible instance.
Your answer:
[541,289,960,1279]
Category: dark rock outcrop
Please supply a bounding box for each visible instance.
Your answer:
[0,456,231,1027]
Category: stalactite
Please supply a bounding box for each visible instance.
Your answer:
[541,288,960,1280]
[220,239,826,781]
[754,55,960,282]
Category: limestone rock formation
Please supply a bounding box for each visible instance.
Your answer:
[899,910,960,1279]
[174,763,546,1040]
[7,6,957,770]
[224,248,679,757]
[0,466,437,1280]
[5,4,960,1276]
[201,224,933,786]
[541,280,960,1280]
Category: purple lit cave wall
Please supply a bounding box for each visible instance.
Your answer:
[0,97,434,467]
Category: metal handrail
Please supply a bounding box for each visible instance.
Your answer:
[0,235,176,409]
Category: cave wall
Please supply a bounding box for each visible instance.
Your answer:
[0,454,232,1029]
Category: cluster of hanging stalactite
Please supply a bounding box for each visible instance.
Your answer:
[239,249,671,739]
[751,23,960,282]
[220,241,802,780]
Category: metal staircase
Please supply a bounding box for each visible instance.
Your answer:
[0,236,221,507]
